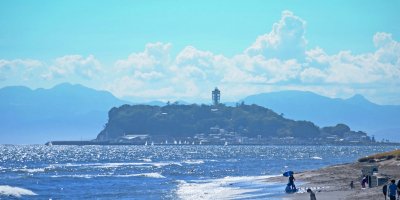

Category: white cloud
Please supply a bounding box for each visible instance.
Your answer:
[133,71,164,80]
[303,41,400,85]
[0,59,43,82]
[373,32,400,64]
[245,10,307,60]
[176,46,214,68]
[300,67,326,83]
[115,42,171,72]
[2,11,400,105]
[105,76,145,98]
[42,55,102,80]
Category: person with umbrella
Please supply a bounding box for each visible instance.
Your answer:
[283,171,296,191]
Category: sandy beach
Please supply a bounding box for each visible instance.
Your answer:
[267,158,400,200]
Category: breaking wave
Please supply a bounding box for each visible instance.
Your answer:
[0,185,37,197]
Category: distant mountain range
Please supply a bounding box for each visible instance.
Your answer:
[243,91,400,142]
[1,83,399,143]
[0,83,129,144]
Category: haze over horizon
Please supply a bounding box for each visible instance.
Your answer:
[0,82,391,106]
[1,1,400,105]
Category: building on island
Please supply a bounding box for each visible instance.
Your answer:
[212,87,220,105]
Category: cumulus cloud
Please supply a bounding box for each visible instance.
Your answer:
[373,32,400,64]
[303,37,400,86]
[115,42,171,72]
[2,11,400,104]
[42,55,102,80]
[0,59,43,82]
[105,76,145,97]
[300,67,327,83]
[245,10,307,60]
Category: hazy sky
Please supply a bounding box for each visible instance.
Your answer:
[1,0,399,104]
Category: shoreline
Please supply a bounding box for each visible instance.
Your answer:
[265,158,400,199]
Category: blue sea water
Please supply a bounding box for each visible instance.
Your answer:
[0,145,399,199]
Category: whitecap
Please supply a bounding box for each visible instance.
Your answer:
[116,173,165,178]
[183,160,205,165]
[311,156,323,160]
[152,162,182,168]
[51,162,181,169]
[176,175,279,200]
[15,168,46,173]
[0,185,37,197]
[139,158,152,162]
[51,172,165,179]
[51,174,94,179]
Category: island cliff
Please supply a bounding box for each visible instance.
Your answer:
[96,103,374,145]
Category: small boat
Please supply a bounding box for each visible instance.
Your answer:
[144,141,148,146]
[224,141,228,146]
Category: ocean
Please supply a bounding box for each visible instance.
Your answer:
[0,145,399,199]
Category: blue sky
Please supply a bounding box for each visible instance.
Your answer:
[1,0,400,104]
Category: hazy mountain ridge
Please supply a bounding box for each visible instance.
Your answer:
[243,91,400,141]
[1,83,399,143]
[0,83,129,144]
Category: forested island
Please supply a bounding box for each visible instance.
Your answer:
[94,103,376,145]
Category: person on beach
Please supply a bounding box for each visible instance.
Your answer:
[383,184,387,200]
[388,179,397,200]
[350,181,354,189]
[307,188,317,200]
[288,174,296,190]
[397,180,400,200]
[361,176,367,188]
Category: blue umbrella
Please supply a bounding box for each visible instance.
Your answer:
[283,171,294,177]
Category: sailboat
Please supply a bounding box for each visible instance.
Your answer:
[224,141,228,146]
[144,141,148,146]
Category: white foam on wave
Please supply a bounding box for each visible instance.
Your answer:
[311,156,323,160]
[0,185,37,197]
[50,161,181,169]
[176,175,277,200]
[152,162,182,168]
[14,168,46,173]
[116,173,166,178]
[182,160,205,165]
[51,172,165,179]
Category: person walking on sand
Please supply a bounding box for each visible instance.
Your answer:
[383,184,388,200]
[397,180,400,200]
[288,174,296,190]
[361,176,367,188]
[350,181,354,189]
[307,188,317,200]
[389,179,397,200]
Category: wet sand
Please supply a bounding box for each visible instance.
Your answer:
[267,159,400,199]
